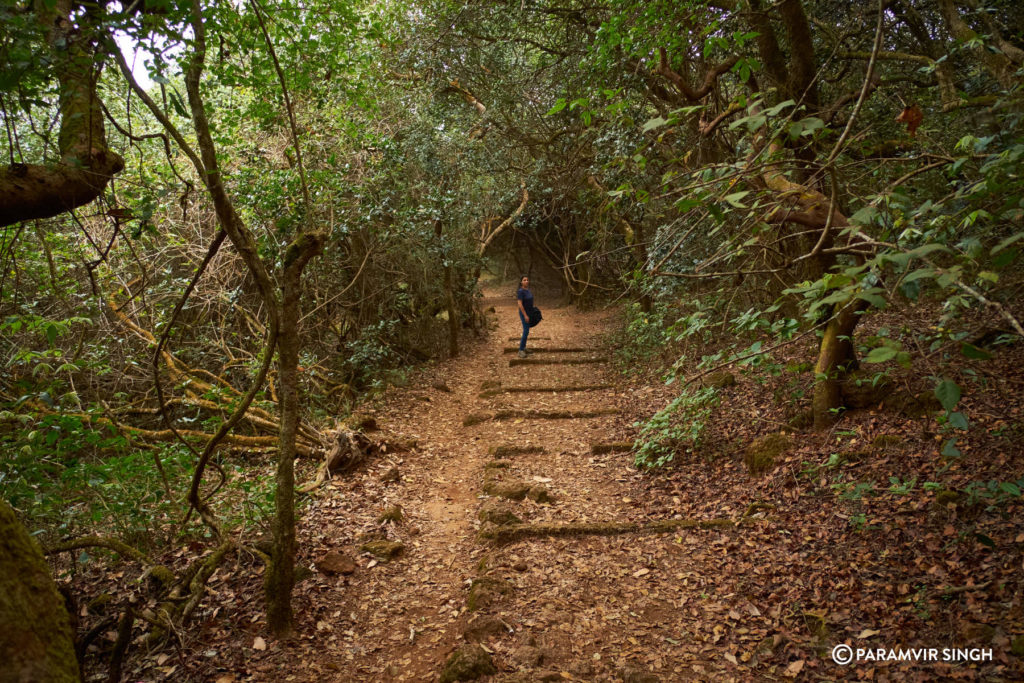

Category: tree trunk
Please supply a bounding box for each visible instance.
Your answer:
[265,235,322,638]
[937,0,1023,90]
[0,499,81,683]
[812,299,868,429]
[444,264,459,357]
[266,297,298,637]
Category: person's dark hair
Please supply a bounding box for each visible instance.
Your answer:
[520,275,528,286]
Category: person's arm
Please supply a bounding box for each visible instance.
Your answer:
[517,292,527,317]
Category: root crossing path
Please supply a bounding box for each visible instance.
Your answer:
[256,290,737,682]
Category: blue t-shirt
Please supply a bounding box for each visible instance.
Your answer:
[517,287,534,313]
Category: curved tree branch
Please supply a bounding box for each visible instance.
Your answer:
[0,0,124,226]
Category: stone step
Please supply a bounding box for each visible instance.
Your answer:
[509,357,607,367]
[478,517,735,543]
[488,445,545,458]
[463,408,619,426]
[590,441,633,454]
[501,347,598,354]
[479,383,613,398]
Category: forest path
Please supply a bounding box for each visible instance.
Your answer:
[254,285,737,682]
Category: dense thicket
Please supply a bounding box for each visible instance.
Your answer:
[2,0,1022,677]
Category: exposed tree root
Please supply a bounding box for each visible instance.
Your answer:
[47,535,242,646]
[478,517,736,543]
[299,429,377,493]
[45,536,152,565]
[464,408,619,426]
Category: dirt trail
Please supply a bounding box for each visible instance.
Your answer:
[251,286,735,682]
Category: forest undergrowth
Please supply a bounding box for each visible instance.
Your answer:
[605,292,1024,679]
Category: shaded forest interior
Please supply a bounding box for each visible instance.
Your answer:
[2,0,1024,680]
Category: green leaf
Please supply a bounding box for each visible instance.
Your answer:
[546,98,567,115]
[974,532,995,549]
[935,379,961,412]
[992,232,1024,255]
[948,411,969,430]
[960,343,992,360]
[765,99,795,116]
[940,437,961,458]
[902,267,936,283]
[849,205,878,225]
[856,292,888,309]
[864,346,898,363]
[906,243,950,259]
[723,191,750,208]
[168,89,189,118]
[642,116,668,132]
[1000,482,1021,497]
[977,271,999,283]
[45,323,58,347]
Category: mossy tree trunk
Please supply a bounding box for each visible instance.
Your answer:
[436,218,459,358]
[0,0,124,227]
[812,299,868,429]
[0,500,81,683]
[266,236,322,638]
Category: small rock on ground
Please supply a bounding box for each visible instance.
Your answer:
[314,550,356,576]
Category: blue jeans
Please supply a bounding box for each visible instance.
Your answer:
[519,310,529,351]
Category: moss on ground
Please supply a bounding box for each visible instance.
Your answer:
[478,502,522,526]
[360,540,405,561]
[744,432,791,475]
[378,505,403,523]
[439,644,497,682]
[705,371,736,389]
[467,576,512,611]
[484,480,531,501]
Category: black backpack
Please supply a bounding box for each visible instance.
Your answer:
[528,306,543,327]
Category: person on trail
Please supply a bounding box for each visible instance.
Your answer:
[516,275,533,358]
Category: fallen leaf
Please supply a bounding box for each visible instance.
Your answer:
[724,653,738,665]
[253,637,266,651]
[783,659,804,677]
[858,629,880,639]
[633,568,650,578]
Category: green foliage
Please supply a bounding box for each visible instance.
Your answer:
[632,387,718,468]
[0,421,186,549]
[963,478,1024,511]
[831,479,878,501]
[612,301,674,370]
